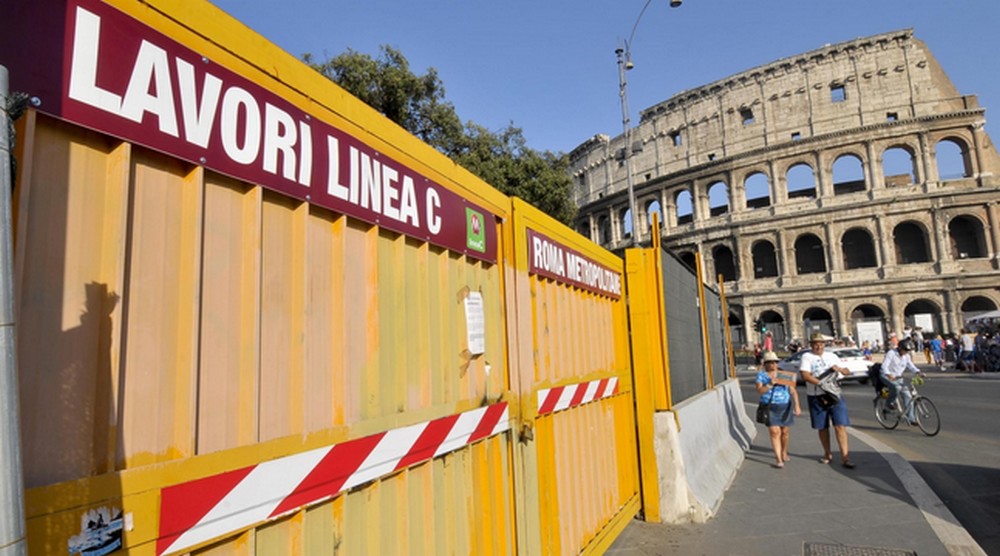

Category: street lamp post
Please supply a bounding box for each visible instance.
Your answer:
[617,0,681,246]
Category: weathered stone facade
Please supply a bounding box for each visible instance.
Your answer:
[570,29,1000,347]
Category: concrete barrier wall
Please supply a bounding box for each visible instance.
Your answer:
[652,378,755,523]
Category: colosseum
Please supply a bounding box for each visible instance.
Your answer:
[569,29,1000,349]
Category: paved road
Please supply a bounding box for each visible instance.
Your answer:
[740,368,1000,554]
[843,371,1000,555]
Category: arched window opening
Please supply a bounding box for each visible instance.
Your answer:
[893,221,930,264]
[882,146,917,187]
[832,154,866,195]
[851,305,885,320]
[597,216,611,245]
[759,310,787,347]
[850,304,886,348]
[786,163,816,199]
[961,296,997,312]
[949,215,987,259]
[936,138,972,180]
[803,307,834,338]
[708,181,729,217]
[678,250,698,271]
[578,221,591,242]
[620,206,633,238]
[752,240,778,278]
[728,305,746,348]
[794,233,826,274]
[744,172,770,209]
[960,296,998,323]
[646,199,663,229]
[713,245,738,282]
[841,228,877,269]
[675,189,693,225]
[904,299,942,334]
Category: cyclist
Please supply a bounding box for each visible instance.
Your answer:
[879,339,923,424]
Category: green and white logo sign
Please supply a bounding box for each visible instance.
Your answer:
[466,207,486,253]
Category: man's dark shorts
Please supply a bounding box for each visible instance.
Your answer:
[808,395,849,429]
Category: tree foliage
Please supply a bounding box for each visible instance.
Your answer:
[305,46,576,224]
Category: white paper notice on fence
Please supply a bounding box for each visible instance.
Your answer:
[464,292,486,355]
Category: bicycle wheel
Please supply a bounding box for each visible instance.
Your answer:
[914,397,940,436]
[873,397,899,430]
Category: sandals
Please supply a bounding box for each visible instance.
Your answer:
[818,455,832,465]
[842,459,856,469]
[772,462,784,469]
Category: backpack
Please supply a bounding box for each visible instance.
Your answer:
[867,363,882,394]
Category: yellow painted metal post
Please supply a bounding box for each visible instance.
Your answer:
[650,217,671,410]
[695,254,714,389]
[623,213,673,523]
[624,248,660,523]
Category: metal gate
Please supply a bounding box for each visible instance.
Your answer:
[508,199,640,555]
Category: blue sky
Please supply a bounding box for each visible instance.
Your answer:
[211,0,1000,156]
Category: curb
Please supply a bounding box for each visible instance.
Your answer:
[848,427,988,556]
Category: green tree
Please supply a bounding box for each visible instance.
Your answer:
[305,46,576,225]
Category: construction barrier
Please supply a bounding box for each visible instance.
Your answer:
[508,199,637,555]
[2,0,646,554]
[626,235,753,525]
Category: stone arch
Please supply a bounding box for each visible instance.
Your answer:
[712,244,738,282]
[759,309,787,346]
[959,295,999,323]
[831,152,866,195]
[786,162,816,199]
[960,295,998,312]
[728,304,747,348]
[893,220,931,264]
[675,188,694,225]
[881,143,918,187]
[948,214,988,259]
[802,306,835,338]
[620,206,633,238]
[597,215,611,245]
[743,171,771,209]
[794,232,826,274]
[645,198,663,230]
[578,221,591,241]
[849,303,888,347]
[751,239,779,278]
[678,250,698,270]
[935,136,973,180]
[903,298,943,334]
[841,227,878,269]
[707,181,730,217]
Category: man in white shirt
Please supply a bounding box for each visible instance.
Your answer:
[879,340,922,424]
[799,333,855,468]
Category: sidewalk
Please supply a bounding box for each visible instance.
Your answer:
[607,397,985,555]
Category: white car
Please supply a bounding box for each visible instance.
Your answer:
[777,347,873,384]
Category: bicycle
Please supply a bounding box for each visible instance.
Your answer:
[872,375,940,436]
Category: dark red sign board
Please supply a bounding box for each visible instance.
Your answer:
[526,229,621,299]
[0,0,497,263]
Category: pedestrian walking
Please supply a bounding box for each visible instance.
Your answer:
[756,351,801,468]
[799,332,856,469]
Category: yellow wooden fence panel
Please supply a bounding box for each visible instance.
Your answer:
[509,198,639,555]
[2,0,672,553]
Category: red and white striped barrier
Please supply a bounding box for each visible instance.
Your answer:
[157,402,509,555]
[536,377,619,416]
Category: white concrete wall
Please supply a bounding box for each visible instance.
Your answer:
[653,378,755,523]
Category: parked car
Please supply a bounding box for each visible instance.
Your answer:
[777,347,873,384]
